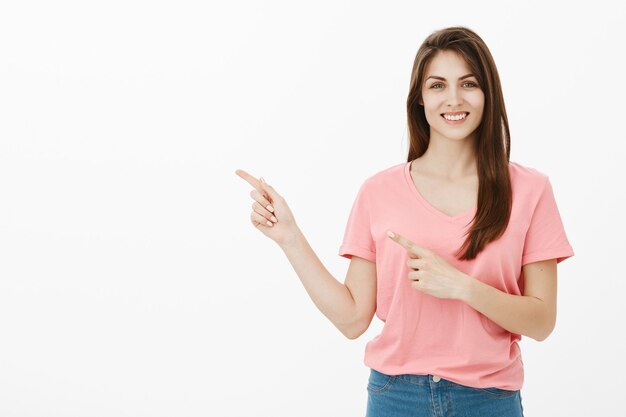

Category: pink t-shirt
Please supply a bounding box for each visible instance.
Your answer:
[338,160,574,391]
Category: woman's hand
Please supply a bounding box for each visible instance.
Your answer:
[235,169,300,246]
[386,230,474,300]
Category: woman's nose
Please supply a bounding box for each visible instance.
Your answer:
[446,87,463,105]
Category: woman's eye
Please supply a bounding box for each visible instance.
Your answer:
[430,81,478,89]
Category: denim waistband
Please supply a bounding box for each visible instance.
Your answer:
[373,368,467,388]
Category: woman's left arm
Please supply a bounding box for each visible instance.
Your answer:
[386,230,558,342]
[459,259,558,342]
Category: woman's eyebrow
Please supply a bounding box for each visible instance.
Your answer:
[425,73,476,81]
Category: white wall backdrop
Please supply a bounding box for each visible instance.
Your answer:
[1,1,624,416]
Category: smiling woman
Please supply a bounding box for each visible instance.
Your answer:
[237,25,574,417]
[406,28,512,262]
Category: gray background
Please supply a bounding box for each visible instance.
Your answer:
[1,0,623,416]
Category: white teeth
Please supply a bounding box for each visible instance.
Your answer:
[443,113,467,121]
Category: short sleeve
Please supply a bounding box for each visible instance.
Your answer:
[521,177,575,266]
[338,182,376,263]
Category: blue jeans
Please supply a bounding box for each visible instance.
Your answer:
[366,368,524,417]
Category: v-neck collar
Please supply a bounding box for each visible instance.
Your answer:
[404,160,477,223]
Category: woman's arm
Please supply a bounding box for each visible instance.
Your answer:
[235,170,375,339]
[385,230,556,341]
[280,228,372,339]
[459,259,557,341]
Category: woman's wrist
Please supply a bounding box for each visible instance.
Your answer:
[277,225,304,249]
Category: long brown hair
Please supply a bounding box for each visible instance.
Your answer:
[406,26,512,261]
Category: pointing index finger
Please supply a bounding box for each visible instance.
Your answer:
[387,230,426,257]
[235,169,270,200]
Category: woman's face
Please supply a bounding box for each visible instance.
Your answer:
[419,50,484,142]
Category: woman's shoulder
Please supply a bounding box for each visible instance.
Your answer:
[508,160,549,186]
[359,161,406,189]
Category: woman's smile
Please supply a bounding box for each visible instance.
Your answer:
[441,111,469,125]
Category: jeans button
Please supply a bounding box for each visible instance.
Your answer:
[433,375,441,382]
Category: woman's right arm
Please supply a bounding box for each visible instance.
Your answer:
[280,229,377,339]
[235,169,377,339]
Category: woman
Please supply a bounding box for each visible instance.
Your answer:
[235,26,574,417]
